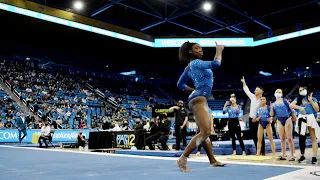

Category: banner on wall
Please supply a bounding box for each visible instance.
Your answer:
[211,110,243,118]
[152,105,175,117]
[114,131,135,149]
[0,129,92,143]
[154,38,255,47]
[188,110,243,119]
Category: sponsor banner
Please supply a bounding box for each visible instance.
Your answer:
[0,129,92,143]
[211,110,243,118]
[186,110,244,119]
[154,38,254,47]
[152,105,175,117]
[114,131,135,149]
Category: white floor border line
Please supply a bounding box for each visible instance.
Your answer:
[264,166,320,180]
[0,145,310,169]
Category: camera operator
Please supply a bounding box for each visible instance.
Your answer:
[145,114,170,150]
[168,100,188,150]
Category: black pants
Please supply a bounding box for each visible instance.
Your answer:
[299,135,306,155]
[271,121,277,139]
[145,133,168,150]
[38,135,50,148]
[175,125,187,150]
[18,129,27,143]
[292,121,296,138]
[228,118,245,151]
[78,140,85,148]
[134,129,145,150]
[249,117,265,154]
[297,117,308,155]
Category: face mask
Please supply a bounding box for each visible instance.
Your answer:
[274,93,282,98]
[299,90,307,96]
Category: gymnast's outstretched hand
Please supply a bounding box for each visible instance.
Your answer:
[215,42,224,51]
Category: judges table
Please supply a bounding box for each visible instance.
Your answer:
[89,131,137,150]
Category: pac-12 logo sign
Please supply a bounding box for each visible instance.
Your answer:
[116,134,135,148]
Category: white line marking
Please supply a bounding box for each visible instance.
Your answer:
[0,145,309,168]
[265,167,320,180]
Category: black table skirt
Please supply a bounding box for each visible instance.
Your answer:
[88,131,113,149]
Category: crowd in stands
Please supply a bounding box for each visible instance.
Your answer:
[0,60,171,131]
[0,85,29,129]
[0,59,319,134]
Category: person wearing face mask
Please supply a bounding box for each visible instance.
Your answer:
[102,117,111,130]
[122,120,131,131]
[290,86,319,164]
[169,100,188,150]
[241,76,265,155]
[133,118,145,150]
[255,96,276,157]
[77,130,86,151]
[38,121,51,148]
[270,89,297,161]
[144,115,170,150]
[223,95,246,155]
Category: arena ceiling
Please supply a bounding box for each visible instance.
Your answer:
[0,0,319,81]
[29,0,320,37]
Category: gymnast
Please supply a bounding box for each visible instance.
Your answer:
[270,89,297,161]
[255,96,276,156]
[176,41,225,172]
[223,95,246,156]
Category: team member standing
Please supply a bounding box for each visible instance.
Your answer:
[270,89,296,161]
[169,100,189,150]
[255,96,276,156]
[223,96,246,155]
[241,76,265,155]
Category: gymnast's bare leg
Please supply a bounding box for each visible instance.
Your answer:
[176,97,225,172]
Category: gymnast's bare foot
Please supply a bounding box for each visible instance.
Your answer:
[210,160,226,167]
[176,155,191,172]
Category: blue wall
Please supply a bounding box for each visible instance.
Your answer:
[0,129,93,143]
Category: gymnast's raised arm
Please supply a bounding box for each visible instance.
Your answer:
[191,42,224,69]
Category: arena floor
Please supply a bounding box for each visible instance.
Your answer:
[0,145,319,180]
